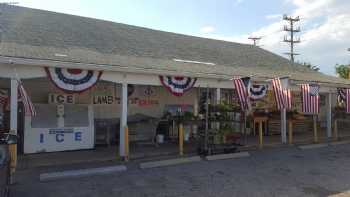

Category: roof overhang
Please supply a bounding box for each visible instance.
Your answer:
[0,55,350,89]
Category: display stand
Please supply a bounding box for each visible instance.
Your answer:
[199,103,242,155]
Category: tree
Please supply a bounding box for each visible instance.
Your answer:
[335,64,349,79]
[300,62,320,72]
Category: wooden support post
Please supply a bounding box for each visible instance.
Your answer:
[179,123,184,156]
[124,126,129,161]
[253,121,256,136]
[119,82,128,160]
[313,115,318,143]
[281,108,287,143]
[288,120,293,145]
[10,79,18,173]
[333,119,338,141]
[326,92,332,138]
[259,122,263,149]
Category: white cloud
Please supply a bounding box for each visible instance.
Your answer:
[200,26,215,34]
[265,14,282,20]
[203,0,350,75]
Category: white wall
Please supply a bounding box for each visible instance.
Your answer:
[22,78,198,119]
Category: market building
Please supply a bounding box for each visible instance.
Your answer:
[0,5,350,165]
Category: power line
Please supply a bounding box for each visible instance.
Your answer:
[283,15,301,63]
[248,36,261,46]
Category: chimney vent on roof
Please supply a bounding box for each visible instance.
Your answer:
[54,53,68,57]
[173,59,215,66]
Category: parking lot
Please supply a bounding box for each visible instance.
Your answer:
[10,143,350,197]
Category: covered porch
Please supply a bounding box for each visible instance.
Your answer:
[1,60,350,170]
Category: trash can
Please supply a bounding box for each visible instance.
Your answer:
[0,135,10,197]
[6,133,17,175]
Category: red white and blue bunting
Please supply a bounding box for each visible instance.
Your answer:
[159,76,197,96]
[249,84,268,100]
[45,67,102,93]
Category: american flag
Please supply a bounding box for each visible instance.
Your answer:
[233,77,250,111]
[272,78,292,110]
[346,89,350,113]
[18,80,36,116]
[338,88,346,102]
[301,84,320,114]
[337,88,350,113]
[284,89,292,110]
[0,89,8,106]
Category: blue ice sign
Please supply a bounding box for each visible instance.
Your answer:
[75,132,82,141]
[39,128,83,143]
[56,133,64,143]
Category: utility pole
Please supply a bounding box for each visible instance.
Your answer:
[248,36,261,46]
[283,15,301,63]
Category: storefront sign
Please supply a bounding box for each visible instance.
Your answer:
[92,96,159,106]
[93,95,114,105]
[24,127,93,153]
[48,93,75,104]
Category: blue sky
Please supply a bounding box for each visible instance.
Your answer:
[12,0,350,75]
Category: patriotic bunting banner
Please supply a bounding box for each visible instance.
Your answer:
[233,77,251,111]
[271,77,292,111]
[46,67,103,93]
[159,76,197,96]
[301,84,320,115]
[249,84,268,100]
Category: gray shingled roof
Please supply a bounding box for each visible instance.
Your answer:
[0,5,349,86]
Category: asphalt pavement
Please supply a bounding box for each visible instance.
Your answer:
[10,143,350,197]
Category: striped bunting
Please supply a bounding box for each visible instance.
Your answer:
[249,84,268,100]
[159,76,197,97]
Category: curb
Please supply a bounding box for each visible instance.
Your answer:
[298,143,328,150]
[140,156,201,169]
[40,165,127,181]
[329,140,350,146]
[205,152,250,161]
